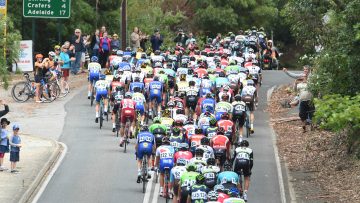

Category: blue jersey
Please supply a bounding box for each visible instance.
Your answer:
[123,51,132,56]
[137,132,155,160]
[136,59,146,67]
[156,145,175,172]
[201,98,216,113]
[215,77,230,88]
[217,171,239,185]
[119,62,131,71]
[130,82,145,92]
[149,81,163,96]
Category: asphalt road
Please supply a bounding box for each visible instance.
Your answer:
[37,70,295,203]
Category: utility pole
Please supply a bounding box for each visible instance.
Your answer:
[96,0,99,28]
[121,0,127,50]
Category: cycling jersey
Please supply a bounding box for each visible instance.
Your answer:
[189,184,209,203]
[218,192,230,203]
[170,134,186,151]
[201,165,220,189]
[223,198,246,203]
[241,86,256,97]
[156,145,175,173]
[233,146,254,177]
[225,65,240,75]
[137,132,155,159]
[215,102,233,120]
[189,134,205,153]
[120,99,136,124]
[132,92,146,115]
[131,72,145,82]
[248,65,261,81]
[129,82,144,93]
[189,157,207,173]
[88,62,101,83]
[206,127,218,139]
[201,98,216,114]
[217,119,235,140]
[183,124,196,140]
[211,135,230,150]
[217,171,239,185]
[170,165,187,192]
[95,80,109,102]
[149,81,163,103]
[111,81,125,92]
[176,81,189,93]
[174,151,193,165]
[215,77,230,89]
[197,145,215,162]
[194,68,207,78]
[200,79,213,97]
[160,117,174,134]
[180,171,199,201]
[198,115,213,133]
[119,61,131,71]
[173,114,188,124]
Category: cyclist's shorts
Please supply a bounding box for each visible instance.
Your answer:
[232,113,245,127]
[135,103,145,115]
[214,148,226,166]
[137,143,153,159]
[150,93,162,104]
[215,111,226,121]
[159,159,174,173]
[233,158,252,177]
[246,101,255,112]
[120,109,135,124]
[180,187,190,203]
[252,78,258,85]
[112,103,120,114]
[95,90,108,102]
[186,96,197,110]
[168,78,175,89]
[154,133,164,147]
[89,72,100,83]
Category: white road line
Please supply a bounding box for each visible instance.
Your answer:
[151,181,160,203]
[31,142,68,203]
[143,174,154,203]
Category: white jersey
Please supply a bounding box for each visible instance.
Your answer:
[132,92,146,104]
[227,74,240,83]
[131,72,145,82]
[170,166,187,181]
[234,147,253,161]
[197,145,214,160]
[241,86,256,96]
[248,65,261,76]
[238,73,247,83]
[124,71,132,81]
[173,114,188,124]
[186,86,199,96]
[151,55,165,63]
[218,92,232,102]
[88,62,101,73]
[95,80,109,91]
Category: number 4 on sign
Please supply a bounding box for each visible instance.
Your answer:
[62,4,66,8]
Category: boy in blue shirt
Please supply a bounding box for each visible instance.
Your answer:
[9,124,22,173]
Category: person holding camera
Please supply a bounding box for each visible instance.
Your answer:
[173,28,188,47]
[70,29,84,75]
[150,28,163,52]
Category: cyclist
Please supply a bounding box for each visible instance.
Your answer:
[170,127,186,152]
[185,81,199,119]
[223,188,245,203]
[174,142,193,165]
[144,72,154,100]
[233,140,253,202]
[155,136,175,198]
[217,162,241,193]
[136,125,155,183]
[87,56,101,99]
[131,67,145,83]
[214,184,230,203]
[149,117,167,148]
[111,73,125,92]
[175,73,189,95]
[119,92,137,146]
[118,56,132,91]
[240,80,256,133]
[189,128,205,155]
[110,86,125,132]
[170,158,187,203]
[206,117,218,139]
[94,74,110,123]
[200,74,214,97]
[201,157,220,190]
[189,148,207,173]
[132,87,146,125]
[210,127,230,170]
[196,137,214,162]
[201,93,216,114]
[179,164,199,203]
[217,112,235,143]
[215,72,230,91]
[183,118,196,141]
[161,109,175,135]
[149,76,163,118]
[129,77,145,93]
[231,94,247,143]
[247,63,262,105]
[187,174,209,203]
[215,95,233,121]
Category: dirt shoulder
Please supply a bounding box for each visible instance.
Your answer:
[268,85,360,203]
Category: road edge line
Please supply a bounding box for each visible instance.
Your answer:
[151,181,160,203]
[143,173,154,203]
[268,85,297,203]
[29,142,68,203]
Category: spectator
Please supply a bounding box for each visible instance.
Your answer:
[59,45,71,88]
[139,30,149,51]
[9,123,22,173]
[99,25,107,38]
[0,100,9,118]
[80,35,90,73]
[42,51,55,80]
[99,31,111,69]
[173,28,187,46]
[283,65,311,79]
[150,28,163,52]
[185,32,195,47]
[0,118,10,171]
[34,54,44,103]
[70,28,84,75]
[131,27,140,52]
[90,29,100,57]
[54,45,62,70]
[212,33,222,46]
[111,33,121,50]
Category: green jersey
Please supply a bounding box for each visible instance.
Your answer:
[156,73,168,85]
[209,74,216,83]
[225,65,240,75]
[215,101,233,114]
[149,123,167,134]
[180,171,199,188]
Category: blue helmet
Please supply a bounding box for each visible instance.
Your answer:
[99,74,106,80]
[228,187,240,197]
[91,56,98,62]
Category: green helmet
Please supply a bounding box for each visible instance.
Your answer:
[186,164,197,172]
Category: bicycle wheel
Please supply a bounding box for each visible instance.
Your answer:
[124,122,129,153]
[58,80,70,98]
[11,82,31,102]
[42,82,59,102]
[100,102,104,129]
[165,169,169,203]
[246,119,250,138]
[115,112,120,137]
[91,86,95,106]
[142,157,147,193]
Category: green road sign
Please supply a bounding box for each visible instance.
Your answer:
[23,0,71,18]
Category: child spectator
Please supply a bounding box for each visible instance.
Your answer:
[9,124,22,173]
[0,118,10,171]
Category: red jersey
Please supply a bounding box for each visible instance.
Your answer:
[174,151,193,165]
[189,134,205,149]
[217,119,235,137]
[121,99,136,111]
[194,68,207,78]
[144,78,154,90]
[220,59,229,66]
[211,135,230,150]
[111,81,125,92]
[217,192,230,203]
[244,62,253,68]
[183,124,196,140]
[195,97,206,116]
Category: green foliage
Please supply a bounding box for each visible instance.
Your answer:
[0,16,22,89]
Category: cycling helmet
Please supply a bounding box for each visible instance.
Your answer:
[116,86,124,92]
[186,164,197,172]
[239,139,249,147]
[116,50,124,56]
[259,27,265,31]
[112,49,118,55]
[248,48,254,53]
[209,118,217,127]
[163,109,171,118]
[141,53,147,59]
[176,158,187,166]
[219,72,225,77]
[228,187,240,197]
[158,69,165,74]
[247,79,255,86]
[153,76,159,81]
[48,51,56,57]
[207,191,219,201]
[200,137,210,146]
[214,184,225,192]
[234,94,241,101]
[174,120,184,127]
[207,157,216,166]
[221,112,230,120]
[203,74,209,79]
[196,174,205,184]
[223,162,232,171]
[154,50,161,55]
[172,127,181,135]
[185,118,194,125]
[195,128,203,135]
[35,54,43,59]
[124,92,132,98]
[179,142,189,151]
[176,109,185,115]
[133,86,141,93]
[153,116,161,124]
[167,101,175,108]
[217,127,225,135]
[189,81,195,86]
[99,74,106,80]
[146,72,153,77]
[229,59,236,65]
[140,125,149,132]
[195,148,204,156]
[125,47,131,52]
[162,136,170,144]
[180,74,186,81]
[205,93,213,98]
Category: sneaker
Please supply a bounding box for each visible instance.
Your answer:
[11,170,19,174]
[35,100,44,103]
[250,127,254,134]
[119,140,124,147]
[95,117,99,123]
[147,173,152,179]
[243,192,248,202]
[112,128,116,132]
[88,96,90,99]
[137,175,141,183]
